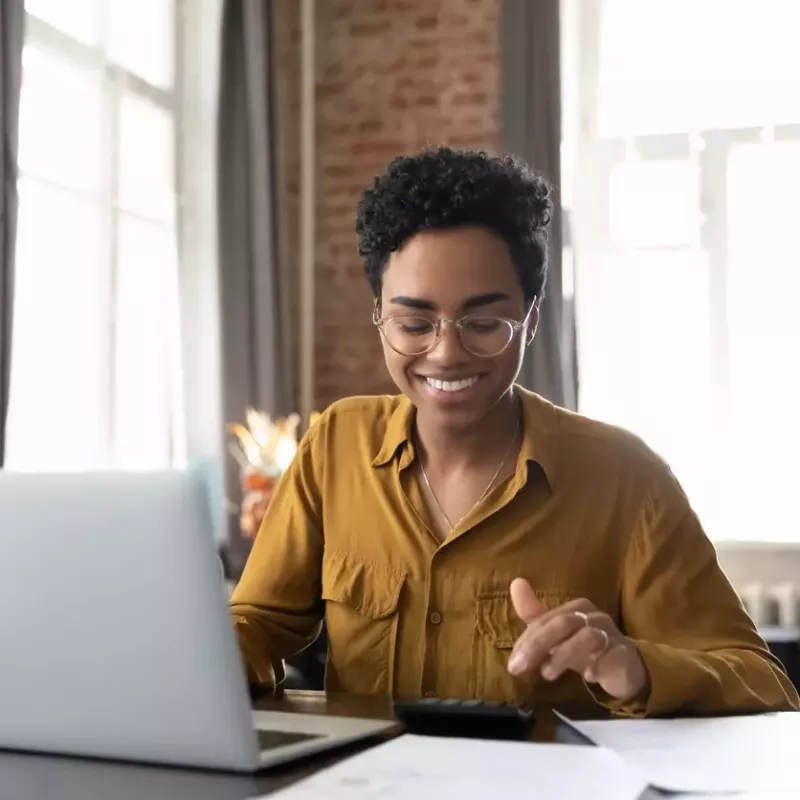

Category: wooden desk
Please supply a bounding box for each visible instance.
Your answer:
[0,692,656,800]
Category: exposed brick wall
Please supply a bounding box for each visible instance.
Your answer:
[274,0,501,413]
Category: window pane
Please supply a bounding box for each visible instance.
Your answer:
[25,0,102,47]
[598,0,800,136]
[5,181,109,470]
[108,0,175,89]
[724,141,800,541]
[577,251,716,523]
[609,160,700,249]
[113,215,181,469]
[118,93,175,219]
[18,46,103,193]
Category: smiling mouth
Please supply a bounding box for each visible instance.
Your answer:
[422,375,481,393]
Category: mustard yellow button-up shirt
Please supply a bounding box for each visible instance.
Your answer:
[230,389,799,716]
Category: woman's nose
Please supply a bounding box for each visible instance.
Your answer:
[425,320,469,364]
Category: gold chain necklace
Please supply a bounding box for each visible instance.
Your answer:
[418,412,522,533]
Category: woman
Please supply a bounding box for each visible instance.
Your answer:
[231,147,798,716]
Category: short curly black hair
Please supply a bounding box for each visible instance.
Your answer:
[355,146,553,306]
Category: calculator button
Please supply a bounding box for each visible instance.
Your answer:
[461,699,483,707]
[441,698,461,706]
[423,690,437,698]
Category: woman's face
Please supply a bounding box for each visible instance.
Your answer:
[378,225,538,431]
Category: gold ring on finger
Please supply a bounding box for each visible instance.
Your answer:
[592,628,611,660]
[574,611,590,628]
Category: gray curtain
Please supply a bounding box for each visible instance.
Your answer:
[0,0,24,467]
[500,0,578,410]
[218,0,292,567]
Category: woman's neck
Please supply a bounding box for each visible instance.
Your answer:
[414,389,522,474]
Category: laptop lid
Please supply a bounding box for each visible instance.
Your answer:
[0,470,261,771]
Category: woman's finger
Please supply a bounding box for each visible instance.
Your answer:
[542,621,613,680]
[508,608,602,676]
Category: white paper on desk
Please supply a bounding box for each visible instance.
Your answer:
[261,734,649,800]
[556,711,800,794]
[674,794,800,800]
[684,794,800,800]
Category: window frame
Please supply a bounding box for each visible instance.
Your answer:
[13,4,185,468]
[568,0,800,542]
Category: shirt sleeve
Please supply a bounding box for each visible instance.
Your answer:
[229,428,324,689]
[593,466,799,716]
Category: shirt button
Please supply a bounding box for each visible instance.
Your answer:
[429,611,442,625]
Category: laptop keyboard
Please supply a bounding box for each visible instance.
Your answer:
[256,729,324,751]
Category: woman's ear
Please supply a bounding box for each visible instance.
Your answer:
[525,301,541,347]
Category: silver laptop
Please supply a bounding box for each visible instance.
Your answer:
[0,470,395,772]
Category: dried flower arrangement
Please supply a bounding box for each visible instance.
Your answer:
[227,409,320,538]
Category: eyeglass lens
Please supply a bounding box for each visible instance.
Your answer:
[381,316,515,356]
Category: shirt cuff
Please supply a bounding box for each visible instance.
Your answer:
[585,639,692,717]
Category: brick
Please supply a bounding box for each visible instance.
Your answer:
[324,161,358,177]
[383,57,409,73]
[416,55,441,69]
[451,90,488,106]
[350,20,392,37]
[359,119,383,133]
[409,38,439,51]
[317,82,348,99]
[323,202,356,218]
[323,122,353,137]
[350,139,409,156]
[463,30,490,45]
[442,133,488,148]
[462,71,484,85]
[394,76,417,91]
[329,2,356,20]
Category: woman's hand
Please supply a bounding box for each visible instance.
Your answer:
[507,578,649,702]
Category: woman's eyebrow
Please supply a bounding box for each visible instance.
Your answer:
[388,292,511,312]
[461,292,511,310]
[388,296,436,310]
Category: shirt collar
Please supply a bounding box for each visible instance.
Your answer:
[371,387,560,489]
[515,386,559,490]
[371,395,415,467]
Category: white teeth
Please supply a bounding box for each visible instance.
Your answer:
[425,376,480,392]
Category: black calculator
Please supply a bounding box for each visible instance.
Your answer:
[393,697,535,741]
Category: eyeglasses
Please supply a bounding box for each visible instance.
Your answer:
[373,301,535,358]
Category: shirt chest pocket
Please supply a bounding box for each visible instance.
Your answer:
[474,590,583,704]
[321,552,405,695]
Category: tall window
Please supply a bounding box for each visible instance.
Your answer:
[6,0,185,470]
[565,0,800,542]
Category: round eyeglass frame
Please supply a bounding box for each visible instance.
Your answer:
[372,299,536,358]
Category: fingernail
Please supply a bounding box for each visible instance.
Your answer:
[507,653,523,674]
[583,667,595,683]
[542,664,555,680]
